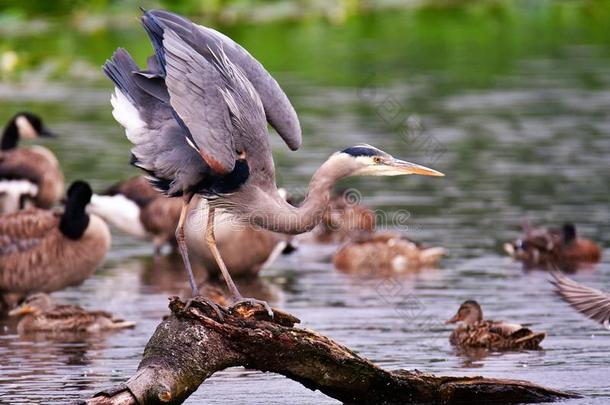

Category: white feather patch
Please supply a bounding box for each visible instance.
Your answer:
[87,194,149,239]
[0,180,38,214]
[110,88,146,143]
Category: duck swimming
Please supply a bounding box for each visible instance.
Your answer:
[504,222,601,270]
[308,190,376,244]
[333,232,444,276]
[446,300,545,350]
[9,293,135,333]
[0,112,64,213]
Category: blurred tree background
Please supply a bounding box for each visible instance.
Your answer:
[1,0,609,87]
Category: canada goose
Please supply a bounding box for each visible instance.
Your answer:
[0,112,64,213]
[504,222,601,270]
[446,300,546,351]
[88,176,181,253]
[333,232,445,275]
[8,293,134,333]
[0,181,111,298]
[185,196,292,278]
[551,273,610,330]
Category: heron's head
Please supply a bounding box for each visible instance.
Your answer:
[331,144,444,178]
[8,293,53,317]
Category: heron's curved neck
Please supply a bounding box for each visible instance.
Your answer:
[251,155,352,234]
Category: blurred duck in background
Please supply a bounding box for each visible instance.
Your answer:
[0,181,110,312]
[185,196,293,279]
[446,300,545,351]
[333,232,444,276]
[305,189,376,244]
[551,273,610,330]
[504,222,601,271]
[88,176,181,254]
[0,112,64,213]
[9,293,134,334]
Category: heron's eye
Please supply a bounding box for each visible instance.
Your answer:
[373,156,383,164]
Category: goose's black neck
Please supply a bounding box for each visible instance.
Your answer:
[59,203,90,240]
[1,119,19,150]
[59,182,92,240]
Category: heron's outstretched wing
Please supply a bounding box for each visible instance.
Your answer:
[141,9,301,151]
[162,28,237,174]
[552,273,610,328]
[103,48,207,196]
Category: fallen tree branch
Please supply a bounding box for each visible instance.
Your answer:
[84,297,578,405]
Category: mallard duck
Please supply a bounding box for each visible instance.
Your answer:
[309,190,376,244]
[504,223,601,270]
[0,112,64,213]
[8,293,134,333]
[551,273,610,330]
[0,181,111,298]
[88,176,182,253]
[333,232,444,275]
[446,300,545,350]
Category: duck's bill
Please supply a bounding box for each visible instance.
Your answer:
[391,159,444,176]
[445,314,460,324]
[8,305,33,316]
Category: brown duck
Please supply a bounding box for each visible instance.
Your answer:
[309,190,376,244]
[9,293,134,333]
[504,223,601,270]
[88,176,181,253]
[446,300,545,350]
[333,232,445,275]
[0,112,64,213]
[0,181,111,299]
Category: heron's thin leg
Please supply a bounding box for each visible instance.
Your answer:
[205,206,241,299]
[205,206,273,317]
[175,194,199,297]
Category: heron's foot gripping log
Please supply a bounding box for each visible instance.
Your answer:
[86,296,578,405]
[230,297,274,319]
[183,296,226,322]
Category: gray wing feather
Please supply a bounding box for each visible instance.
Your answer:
[163,28,236,173]
[148,9,302,151]
[103,48,206,196]
[552,273,610,326]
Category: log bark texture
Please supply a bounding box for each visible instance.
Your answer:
[84,296,578,405]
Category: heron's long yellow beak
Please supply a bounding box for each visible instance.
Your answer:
[8,305,33,317]
[391,159,444,176]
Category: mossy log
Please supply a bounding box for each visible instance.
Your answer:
[84,296,578,405]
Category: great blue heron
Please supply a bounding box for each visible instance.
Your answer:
[103,9,443,314]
